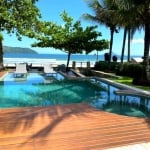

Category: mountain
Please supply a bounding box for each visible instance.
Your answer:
[3,46,38,54]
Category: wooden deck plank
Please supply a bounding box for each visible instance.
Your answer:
[0,103,150,150]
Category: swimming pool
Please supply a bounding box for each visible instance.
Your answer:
[90,78,150,118]
[0,73,102,107]
[1,73,150,118]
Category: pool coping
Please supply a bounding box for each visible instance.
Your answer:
[63,69,150,98]
[93,77,150,98]
[63,71,150,98]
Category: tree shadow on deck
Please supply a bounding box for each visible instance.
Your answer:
[0,103,98,147]
[1,103,150,149]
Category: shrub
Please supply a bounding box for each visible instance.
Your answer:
[94,61,118,72]
[112,55,117,62]
[104,53,110,61]
[116,63,145,79]
[94,61,108,71]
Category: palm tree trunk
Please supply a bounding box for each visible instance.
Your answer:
[66,52,71,72]
[121,28,127,64]
[109,28,114,62]
[127,29,131,62]
[96,50,98,61]
[0,38,3,70]
[143,23,150,80]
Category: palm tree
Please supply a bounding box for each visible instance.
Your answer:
[116,8,139,63]
[112,0,150,80]
[119,27,137,63]
[83,0,119,62]
[120,28,127,63]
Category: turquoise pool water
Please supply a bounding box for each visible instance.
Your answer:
[0,73,101,108]
[90,80,150,118]
[1,73,150,118]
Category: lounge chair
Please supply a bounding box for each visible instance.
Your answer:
[43,64,57,76]
[14,63,27,77]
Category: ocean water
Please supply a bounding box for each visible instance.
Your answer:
[3,53,105,67]
[4,53,104,61]
[3,53,142,67]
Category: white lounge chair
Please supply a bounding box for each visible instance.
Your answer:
[43,64,57,76]
[14,63,27,77]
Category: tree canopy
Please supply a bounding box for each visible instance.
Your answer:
[0,0,41,69]
[0,0,41,35]
[84,0,150,80]
[83,0,119,62]
[111,0,150,79]
[32,11,109,71]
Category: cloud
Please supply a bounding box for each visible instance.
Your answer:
[131,38,144,44]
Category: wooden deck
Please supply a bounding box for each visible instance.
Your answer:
[0,103,150,150]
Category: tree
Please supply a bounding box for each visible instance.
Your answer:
[83,0,119,62]
[32,11,109,71]
[0,0,41,70]
[85,39,109,61]
[111,1,140,63]
[112,0,150,80]
[120,28,127,63]
[0,34,3,70]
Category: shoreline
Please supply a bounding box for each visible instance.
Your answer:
[3,53,142,68]
[3,58,95,68]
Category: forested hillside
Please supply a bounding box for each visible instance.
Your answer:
[3,46,38,54]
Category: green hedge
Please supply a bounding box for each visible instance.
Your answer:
[116,62,145,79]
[94,61,118,72]
[94,61,145,80]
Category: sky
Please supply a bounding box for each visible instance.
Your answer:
[3,0,145,56]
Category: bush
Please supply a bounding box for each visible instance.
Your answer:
[104,53,110,61]
[116,62,145,79]
[94,61,108,71]
[94,61,118,72]
[132,78,150,86]
[112,55,117,62]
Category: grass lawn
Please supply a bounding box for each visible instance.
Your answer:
[112,76,150,92]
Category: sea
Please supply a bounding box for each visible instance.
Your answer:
[3,53,142,68]
[3,53,105,67]
[4,53,104,61]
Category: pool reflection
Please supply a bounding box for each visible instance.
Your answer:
[91,80,150,118]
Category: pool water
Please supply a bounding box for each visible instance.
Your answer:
[90,80,150,118]
[0,73,102,108]
[1,73,150,118]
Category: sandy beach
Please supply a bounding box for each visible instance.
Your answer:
[3,58,95,68]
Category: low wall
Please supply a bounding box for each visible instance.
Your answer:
[91,70,121,79]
